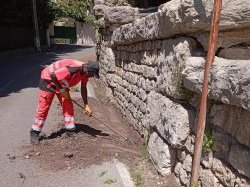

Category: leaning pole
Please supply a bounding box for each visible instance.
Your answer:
[190,0,223,186]
[32,0,41,52]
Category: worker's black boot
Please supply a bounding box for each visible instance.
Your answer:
[66,128,76,137]
[30,130,40,144]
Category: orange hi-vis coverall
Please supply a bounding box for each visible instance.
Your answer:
[32,59,89,132]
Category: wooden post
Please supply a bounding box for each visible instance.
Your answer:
[190,0,223,186]
[32,0,41,52]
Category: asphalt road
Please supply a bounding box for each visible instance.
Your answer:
[0,45,134,187]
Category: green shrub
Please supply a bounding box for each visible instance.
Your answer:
[202,131,214,153]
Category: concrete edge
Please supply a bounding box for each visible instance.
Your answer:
[114,159,135,187]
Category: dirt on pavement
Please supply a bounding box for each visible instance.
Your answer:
[23,79,180,187]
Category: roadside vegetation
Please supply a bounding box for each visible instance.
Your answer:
[132,171,144,187]
[0,0,96,29]
[51,0,96,25]
[202,130,214,153]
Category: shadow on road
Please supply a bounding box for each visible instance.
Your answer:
[44,123,109,141]
[0,44,94,98]
[75,123,110,137]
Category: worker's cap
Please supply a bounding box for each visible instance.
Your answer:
[87,60,100,78]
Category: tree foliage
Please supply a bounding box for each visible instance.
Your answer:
[0,0,95,27]
[37,0,59,27]
[55,0,95,24]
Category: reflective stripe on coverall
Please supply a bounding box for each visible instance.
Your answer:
[32,90,75,131]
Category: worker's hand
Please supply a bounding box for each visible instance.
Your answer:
[60,88,70,99]
[84,105,92,117]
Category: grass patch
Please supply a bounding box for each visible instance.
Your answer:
[144,126,154,142]
[191,182,199,187]
[98,171,107,177]
[104,178,117,184]
[132,172,144,187]
[140,143,149,161]
[118,154,132,165]
[140,126,151,161]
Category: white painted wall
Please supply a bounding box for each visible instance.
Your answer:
[76,21,96,46]
[49,18,96,46]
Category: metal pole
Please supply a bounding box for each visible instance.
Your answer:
[32,0,41,52]
[190,0,222,186]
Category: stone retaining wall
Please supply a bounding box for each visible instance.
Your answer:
[94,0,250,186]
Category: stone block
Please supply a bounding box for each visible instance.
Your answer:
[93,5,109,19]
[201,152,213,169]
[182,154,192,172]
[142,65,157,79]
[103,48,116,73]
[174,162,182,177]
[104,6,139,26]
[212,158,236,187]
[111,12,160,45]
[212,131,231,161]
[111,0,250,46]
[148,132,176,175]
[141,50,158,67]
[184,135,195,154]
[183,57,250,111]
[200,168,219,187]
[146,92,191,148]
[94,0,104,5]
[179,166,190,186]
[210,104,250,147]
[145,78,156,91]
[157,38,196,99]
[193,28,250,51]
[229,145,250,179]
[218,46,250,60]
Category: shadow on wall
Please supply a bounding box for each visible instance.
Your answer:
[129,0,171,8]
[0,44,94,98]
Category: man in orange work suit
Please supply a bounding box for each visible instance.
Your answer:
[30,59,99,144]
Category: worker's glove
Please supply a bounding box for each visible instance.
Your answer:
[84,105,92,117]
[60,88,70,99]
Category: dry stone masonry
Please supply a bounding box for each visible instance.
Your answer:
[94,0,250,186]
